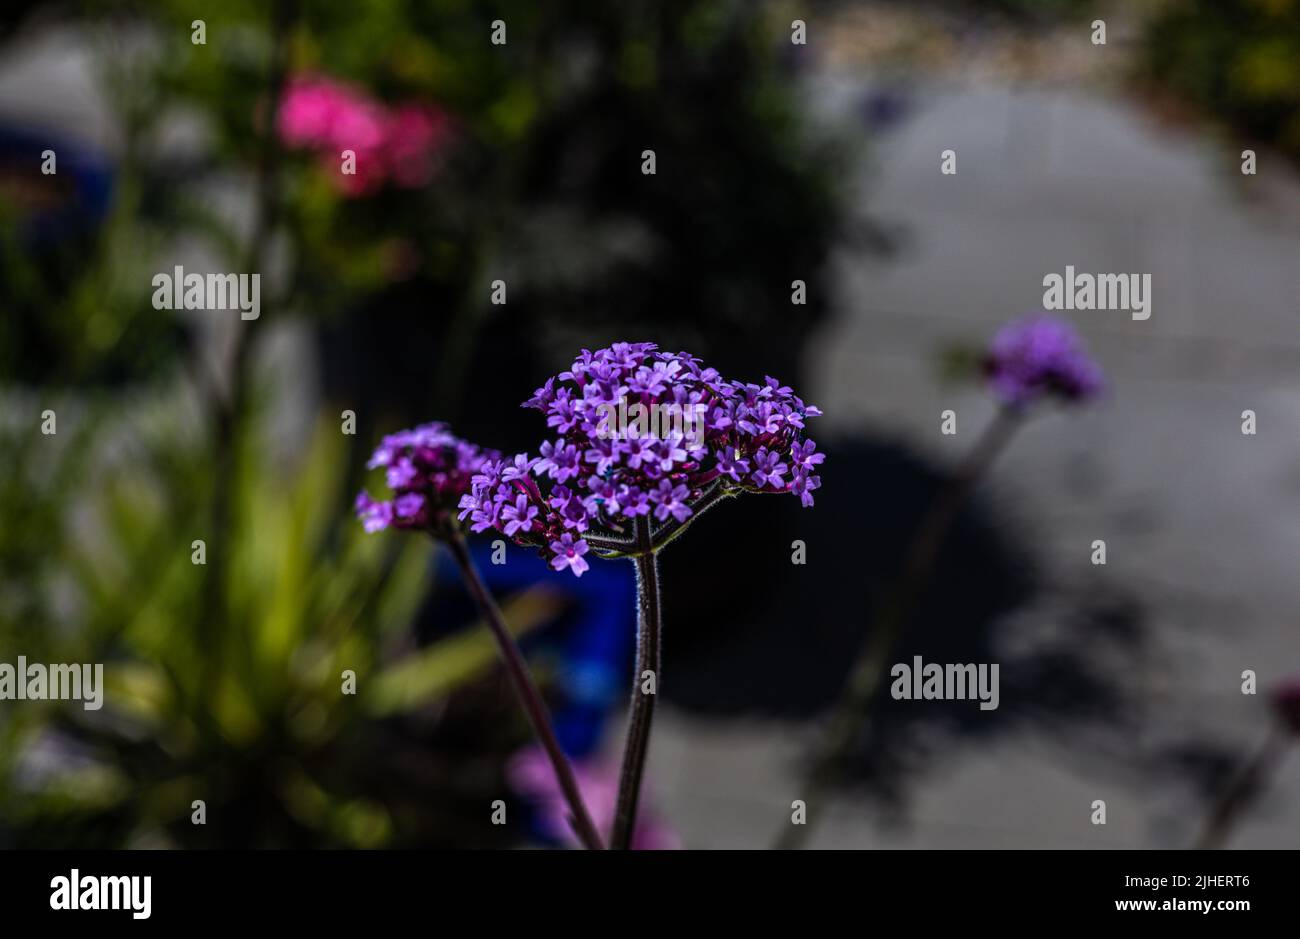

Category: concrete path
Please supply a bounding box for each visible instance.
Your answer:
[653,75,1300,849]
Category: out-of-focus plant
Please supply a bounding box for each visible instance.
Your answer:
[0,413,406,846]
[9,0,850,430]
[0,122,183,387]
[0,0,853,849]
[1142,0,1300,164]
[776,315,1105,849]
[1195,675,1300,848]
[0,403,592,847]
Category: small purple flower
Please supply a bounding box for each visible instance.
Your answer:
[738,401,782,436]
[626,361,679,396]
[750,447,788,489]
[790,469,821,508]
[716,447,750,482]
[394,492,426,520]
[522,377,556,411]
[790,439,824,472]
[622,437,652,470]
[985,315,1104,407]
[619,486,651,518]
[650,480,693,523]
[546,389,581,434]
[548,533,590,576]
[501,453,538,482]
[502,494,540,536]
[355,491,394,533]
[536,440,583,483]
[386,457,420,490]
[649,437,688,473]
[584,437,621,476]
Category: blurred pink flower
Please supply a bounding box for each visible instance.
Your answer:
[278,75,385,150]
[385,104,453,189]
[508,745,681,850]
[277,74,452,197]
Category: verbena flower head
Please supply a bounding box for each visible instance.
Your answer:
[985,315,1104,407]
[278,74,453,196]
[356,423,499,535]
[458,342,824,575]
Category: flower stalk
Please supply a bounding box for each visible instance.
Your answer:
[610,516,663,850]
[776,407,1023,849]
[444,528,605,850]
[774,314,1102,849]
[379,344,826,849]
[1196,678,1300,849]
[1194,727,1286,850]
[355,423,604,849]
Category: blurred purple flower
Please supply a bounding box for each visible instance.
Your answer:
[355,422,499,534]
[508,745,680,850]
[985,315,1104,407]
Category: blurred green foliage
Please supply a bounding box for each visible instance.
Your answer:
[0,402,579,847]
[1,410,411,845]
[0,0,849,846]
[1144,0,1300,162]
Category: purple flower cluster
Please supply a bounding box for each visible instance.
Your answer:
[985,315,1104,407]
[458,342,824,576]
[355,423,500,534]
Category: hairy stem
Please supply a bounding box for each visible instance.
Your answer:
[445,531,605,850]
[586,482,733,559]
[610,515,662,849]
[775,407,1023,849]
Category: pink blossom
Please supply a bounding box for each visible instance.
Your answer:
[385,104,452,188]
[508,746,681,849]
[277,74,453,197]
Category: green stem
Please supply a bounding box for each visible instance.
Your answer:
[610,515,662,849]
